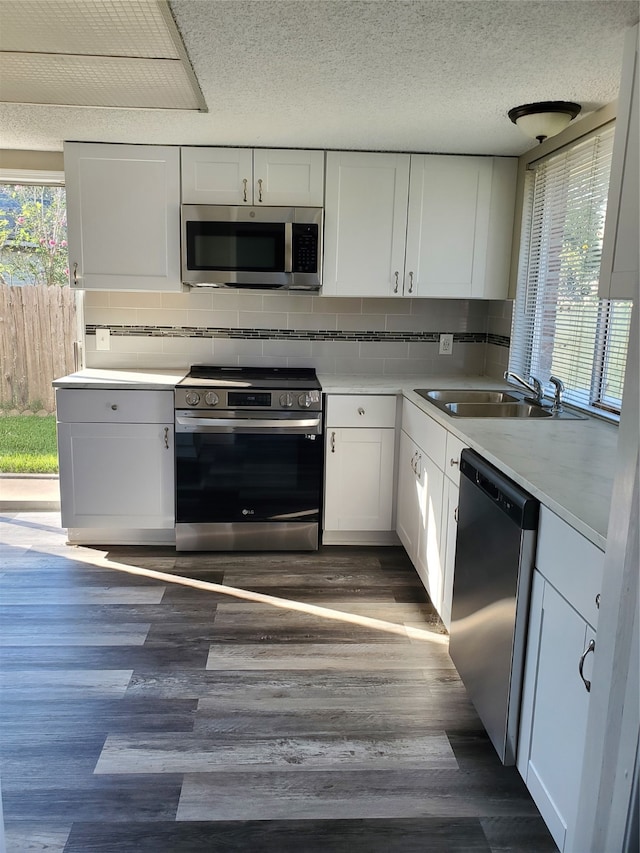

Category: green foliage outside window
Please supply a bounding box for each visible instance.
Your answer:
[0,184,68,287]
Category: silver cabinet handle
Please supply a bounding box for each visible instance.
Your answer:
[358,407,365,416]
[73,261,78,286]
[257,178,263,203]
[408,271,414,294]
[410,452,416,473]
[595,593,601,609]
[393,271,399,293]
[242,178,248,203]
[330,431,336,453]
[164,426,169,449]
[454,506,458,523]
[579,638,596,692]
[450,458,459,467]
[111,404,118,410]
[415,453,421,477]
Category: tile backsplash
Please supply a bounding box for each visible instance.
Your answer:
[84,290,512,378]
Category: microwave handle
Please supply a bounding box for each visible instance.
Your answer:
[285,222,293,273]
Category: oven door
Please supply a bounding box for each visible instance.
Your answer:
[175,410,323,551]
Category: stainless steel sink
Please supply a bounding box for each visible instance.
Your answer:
[416,389,522,405]
[444,402,552,418]
[413,388,587,419]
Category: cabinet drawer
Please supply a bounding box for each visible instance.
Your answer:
[536,506,605,628]
[401,399,446,469]
[444,432,467,485]
[56,389,173,424]
[326,395,397,428]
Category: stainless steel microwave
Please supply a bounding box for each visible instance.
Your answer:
[181,205,322,290]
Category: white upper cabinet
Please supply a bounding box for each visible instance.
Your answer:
[600,23,639,300]
[323,150,516,298]
[64,142,181,291]
[406,155,516,298]
[323,151,411,297]
[181,147,325,206]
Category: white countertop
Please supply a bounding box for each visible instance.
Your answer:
[53,368,187,390]
[54,369,617,549]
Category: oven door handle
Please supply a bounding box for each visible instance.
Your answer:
[175,414,322,434]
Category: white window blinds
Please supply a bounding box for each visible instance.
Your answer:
[510,125,632,416]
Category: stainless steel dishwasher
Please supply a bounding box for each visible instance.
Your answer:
[449,448,539,765]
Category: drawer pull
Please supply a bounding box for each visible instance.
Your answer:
[579,638,596,692]
[111,404,118,411]
[242,178,248,202]
[164,427,169,449]
[595,593,601,609]
[358,407,365,416]
[450,457,459,467]
[454,506,458,523]
[393,271,399,293]
[330,431,336,453]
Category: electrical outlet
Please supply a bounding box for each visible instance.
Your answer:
[96,328,111,351]
[439,333,454,355]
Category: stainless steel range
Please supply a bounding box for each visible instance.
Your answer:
[174,366,323,551]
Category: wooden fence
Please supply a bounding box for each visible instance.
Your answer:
[0,284,77,412]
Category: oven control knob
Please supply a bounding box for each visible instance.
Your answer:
[185,391,201,407]
[298,393,312,409]
[279,393,294,408]
[204,391,219,407]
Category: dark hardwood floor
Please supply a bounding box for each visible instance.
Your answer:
[0,512,557,852]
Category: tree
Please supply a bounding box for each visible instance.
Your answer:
[0,185,68,286]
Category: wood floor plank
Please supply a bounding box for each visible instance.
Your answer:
[94,730,457,774]
[205,642,454,670]
[63,818,493,853]
[176,767,545,821]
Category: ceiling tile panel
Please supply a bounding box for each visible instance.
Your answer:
[0,0,180,57]
[0,54,202,109]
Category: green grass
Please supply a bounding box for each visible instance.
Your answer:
[0,415,58,473]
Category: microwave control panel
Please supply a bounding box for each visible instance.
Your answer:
[292,224,319,273]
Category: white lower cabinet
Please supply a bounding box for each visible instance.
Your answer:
[56,389,175,537]
[323,395,397,544]
[517,507,604,852]
[396,399,449,616]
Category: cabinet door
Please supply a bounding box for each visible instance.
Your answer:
[396,430,421,557]
[324,428,394,531]
[64,143,181,291]
[414,450,445,610]
[181,147,253,204]
[440,479,459,630]
[518,573,596,852]
[323,151,410,296]
[253,149,325,206]
[405,155,515,299]
[405,155,492,298]
[599,24,639,299]
[57,421,174,528]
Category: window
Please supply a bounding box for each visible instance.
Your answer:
[510,125,632,418]
[0,177,81,415]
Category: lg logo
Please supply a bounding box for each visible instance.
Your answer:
[242,509,255,516]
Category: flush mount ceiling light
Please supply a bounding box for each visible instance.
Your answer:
[508,101,582,144]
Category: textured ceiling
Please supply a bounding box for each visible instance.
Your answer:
[0,0,638,156]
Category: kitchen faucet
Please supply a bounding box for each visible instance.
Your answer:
[503,371,545,405]
[548,375,565,413]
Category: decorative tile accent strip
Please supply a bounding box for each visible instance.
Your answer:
[86,325,509,347]
[486,333,511,348]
